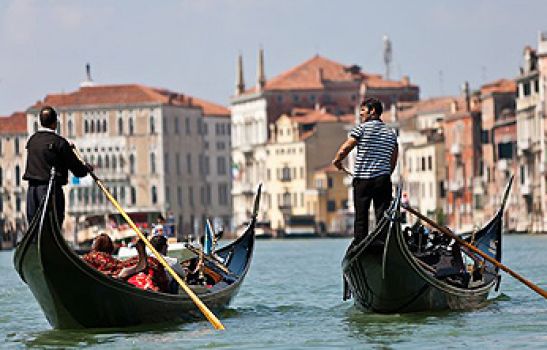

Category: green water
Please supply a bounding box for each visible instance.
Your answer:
[1,236,546,349]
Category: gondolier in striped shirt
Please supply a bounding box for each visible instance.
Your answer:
[332,97,398,241]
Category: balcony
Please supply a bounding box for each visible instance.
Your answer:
[472,177,484,195]
[450,143,461,156]
[520,183,531,196]
[497,159,508,172]
[448,180,464,192]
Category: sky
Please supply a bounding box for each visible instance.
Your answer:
[0,0,546,115]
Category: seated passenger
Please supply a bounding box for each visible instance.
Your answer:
[82,233,124,277]
[123,239,169,292]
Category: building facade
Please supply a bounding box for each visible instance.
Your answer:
[27,84,231,241]
[0,112,28,248]
[231,51,419,227]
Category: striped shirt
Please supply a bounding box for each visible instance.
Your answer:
[350,119,397,179]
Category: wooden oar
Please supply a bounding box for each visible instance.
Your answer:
[404,204,547,299]
[72,147,225,330]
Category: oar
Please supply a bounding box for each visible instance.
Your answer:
[72,147,225,330]
[404,204,547,299]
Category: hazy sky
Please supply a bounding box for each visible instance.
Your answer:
[1,0,546,115]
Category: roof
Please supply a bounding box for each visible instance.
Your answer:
[189,96,230,117]
[244,55,416,94]
[288,109,354,124]
[388,96,467,121]
[480,79,517,95]
[29,84,197,110]
[0,112,27,134]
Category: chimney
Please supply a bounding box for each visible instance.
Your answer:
[236,54,245,95]
[317,67,324,82]
[401,75,410,86]
[461,81,470,112]
[80,62,95,87]
[257,47,266,91]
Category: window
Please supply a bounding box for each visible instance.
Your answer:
[150,153,156,174]
[97,155,103,169]
[523,82,531,96]
[185,117,191,135]
[177,186,183,207]
[129,118,134,135]
[120,186,126,204]
[327,177,333,188]
[68,120,73,137]
[150,116,155,134]
[130,154,135,174]
[16,194,21,212]
[102,119,107,133]
[85,120,89,133]
[151,186,158,204]
[164,153,170,174]
[130,186,136,204]
[91,120,95,133]
[428,156,432,170]
[217,156,226,175]
[176,153,181,175]
[14,137,20,155]
[206,184,212,205]
[186,154,192,174]
[204,156,210,175]
[118,117,123,135]
[219,183,228,205]
[112,155,117,170]
[175,117,180,134]
[188,186,194,207]
[15,165,20,187]
[105,155,110,169]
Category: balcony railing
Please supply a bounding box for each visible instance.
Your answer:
[448,180,464,192]
[450,143,461,156]
[520,183,531,196]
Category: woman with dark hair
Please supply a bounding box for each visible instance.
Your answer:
[82,233,124,277]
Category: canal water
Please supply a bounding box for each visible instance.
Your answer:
[1,236,546,349]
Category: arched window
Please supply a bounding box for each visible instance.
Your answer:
[102,119,107,133]
[105,155,110,169]
[129,118,134,135]
[119,155,124,169]
[84,120,89,133]
[130,186,136,204]
[14,137,20,155]
[97,155,103,169]
[118,117,123,135]
[150,153,156,174]
[150,116,155,134]
[90,120,95,133]
[129,154,135,174]
[120,186,126,203]
[151,186,158,204]
[112,155,117,170]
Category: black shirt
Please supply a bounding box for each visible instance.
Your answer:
[23,130,89,185]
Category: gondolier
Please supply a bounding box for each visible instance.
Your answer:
[23,106,92,225]
[332,97,398,241]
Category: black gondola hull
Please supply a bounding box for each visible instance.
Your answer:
[14,184,259,329]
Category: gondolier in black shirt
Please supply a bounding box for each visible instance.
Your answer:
[23,106,92,226]
[332,98,398,241]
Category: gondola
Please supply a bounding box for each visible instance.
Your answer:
[14,177,261,329]
[342,178,513,313]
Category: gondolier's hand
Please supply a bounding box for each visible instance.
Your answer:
[332,158,343,170]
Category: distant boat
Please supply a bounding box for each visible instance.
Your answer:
[14,179,262,329]
[342,178,513,313]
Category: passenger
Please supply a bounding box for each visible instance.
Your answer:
[122,239,169,292]
[82,233,124,277]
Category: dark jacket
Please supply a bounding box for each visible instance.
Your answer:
[23,130,89,185]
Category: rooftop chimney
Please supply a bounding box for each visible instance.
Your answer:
[80,63,95,87]
[236,54,245,95]
[257,47,266,91]
[461,81,470,112]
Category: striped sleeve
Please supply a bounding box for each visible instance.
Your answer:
[349,125,363,139]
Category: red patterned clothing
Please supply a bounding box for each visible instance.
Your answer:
[82,252,124,277]
[123,256,169,292]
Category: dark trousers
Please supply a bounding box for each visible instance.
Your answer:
[353,175,392,241]
[26,184,65,227]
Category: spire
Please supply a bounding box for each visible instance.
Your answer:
[236,53,245,95]
[257,47,266,91]
[80,62,95,87]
